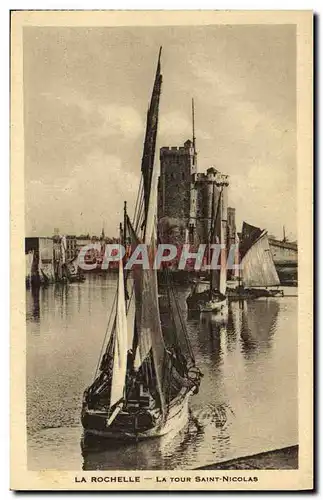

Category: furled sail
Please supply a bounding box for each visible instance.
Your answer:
[241,230,280,287]
[110,255,128,408]
[60,236,67,264]
[141,47,162,216]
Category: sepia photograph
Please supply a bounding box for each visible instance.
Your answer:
[10,10,313,491]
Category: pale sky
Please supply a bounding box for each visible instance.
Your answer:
[24,25,296,240]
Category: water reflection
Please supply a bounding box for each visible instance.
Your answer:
[81,413,205,470]
[26,277,297,470]
[240,300,280,359]
[225,306,239,352]
[26,286,40,323]
[31,287,40,321]
[198,313,224,368]
[53,283,70,319]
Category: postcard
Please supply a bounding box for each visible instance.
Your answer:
[10,10,313,491]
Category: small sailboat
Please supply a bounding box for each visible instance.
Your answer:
[228,222,284,301]
[186,184,228,314]
[81,48,202,441]
[66,255,86,283]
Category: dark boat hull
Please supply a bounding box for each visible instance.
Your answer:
[81,387,194,440]
[68,274,86,283]
[227,287,284,301]
[186,289,227,313]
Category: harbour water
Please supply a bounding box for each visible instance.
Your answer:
[26,274,298,470]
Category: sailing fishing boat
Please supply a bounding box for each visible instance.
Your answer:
[186,181,228,314]
[66,254,86,283]
[81,48,202,440]
[228,222,284,300]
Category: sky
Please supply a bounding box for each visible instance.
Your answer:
[24,25,296,240]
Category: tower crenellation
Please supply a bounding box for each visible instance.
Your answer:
[158,141,230,247]
[158,139,196,227]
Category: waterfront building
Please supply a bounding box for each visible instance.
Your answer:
[269,237,298,284]
[25,237,55,284]
[65,235,78,261]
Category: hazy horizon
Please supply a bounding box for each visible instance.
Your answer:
[24,25,297,241]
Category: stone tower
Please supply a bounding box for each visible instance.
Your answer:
[195,167,229,245]
[158,139,197,245]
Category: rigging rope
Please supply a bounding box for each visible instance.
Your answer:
[94,290,117,380]
[133,175,143,227]
[134,175,145,234]
[171,283,195,364]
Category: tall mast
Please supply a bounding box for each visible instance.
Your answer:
[123,201,127,247]
[123,202,129,302]
[192,98,196,155]
[283,225,286,242]
[119,222,123,244]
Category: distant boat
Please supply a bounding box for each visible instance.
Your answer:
[228,222,284,301]
[186,183,228,314]
[66,255,86,283]
[81,48,202,441]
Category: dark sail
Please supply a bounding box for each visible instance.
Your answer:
[241,230,280,287]
[141,47,163,219]
[239,221,263,259]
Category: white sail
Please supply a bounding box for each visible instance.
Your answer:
[25,251,34,281]
[60,236,67,264]
[129,164,163,370]
[110,256,128,408]
[242,230,280,287]
[38,237,55,280]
